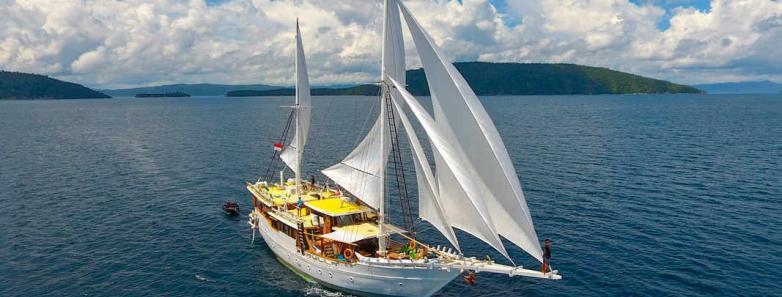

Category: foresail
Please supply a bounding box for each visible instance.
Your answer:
[280,21,312,176]
[390,93,459,251]
[398,2,543,262]
[388,77,509,260]
[321,115,389,209]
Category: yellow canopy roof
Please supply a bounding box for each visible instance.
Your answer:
[247,182,319,207]
[322,223,378,243]
[305,198,371,217]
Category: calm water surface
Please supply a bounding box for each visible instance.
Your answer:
[1,95,780,296]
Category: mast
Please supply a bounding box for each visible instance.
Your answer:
[377,84,388,256]
[281,18,310,199]
[378,0,406,255]
[320,0,401,256]
[377,0,389,257]
[294,19,303,199]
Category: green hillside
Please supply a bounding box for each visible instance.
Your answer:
[228,62,701,96]
[405,62,702,95]
[0,71,110,99]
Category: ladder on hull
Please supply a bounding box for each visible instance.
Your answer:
[296,222,307,255]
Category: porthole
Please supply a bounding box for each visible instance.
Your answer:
[329,272,333,278]
[349,277,354,283]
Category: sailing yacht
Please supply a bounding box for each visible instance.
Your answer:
[246,1,561,296]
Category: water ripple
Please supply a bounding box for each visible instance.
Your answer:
[1,95,780,296]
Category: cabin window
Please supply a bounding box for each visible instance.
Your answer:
[334,213,364,227]
[311,215,322,227]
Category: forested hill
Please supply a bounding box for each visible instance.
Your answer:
[228,62,701,96]
[407,62,702,95]
[0,71,110,99]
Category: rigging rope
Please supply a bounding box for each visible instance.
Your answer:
[261,108,295,183]
[384,84,416,237]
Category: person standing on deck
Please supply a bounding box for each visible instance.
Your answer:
[541,239,552,273]
[297,196,304,216]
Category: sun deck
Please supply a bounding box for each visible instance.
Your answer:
[305,198,372,217]
[267,208,319,229]
[248,181,337,207]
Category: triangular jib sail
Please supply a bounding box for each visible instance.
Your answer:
[395,0,543,262]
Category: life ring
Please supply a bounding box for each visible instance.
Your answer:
[343,248,354,259]
[408,240,417,251]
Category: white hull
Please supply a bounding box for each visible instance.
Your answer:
[254,210,460,297]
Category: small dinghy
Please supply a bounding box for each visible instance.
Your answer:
[222,201,240,216]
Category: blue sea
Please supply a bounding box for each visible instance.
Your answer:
[1,94,780,296]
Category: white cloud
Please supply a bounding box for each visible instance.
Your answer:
[0,0,781,88]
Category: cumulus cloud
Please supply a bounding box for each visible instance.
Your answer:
[0,0,780,88]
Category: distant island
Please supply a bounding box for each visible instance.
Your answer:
[103,83,279,97]
[0,71,110,100]
[135,92,191,98]
[694,80,782,94]
[227,62,702,97]
[227,84,380,97]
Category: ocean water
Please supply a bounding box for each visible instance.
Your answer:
[1,94,780,296]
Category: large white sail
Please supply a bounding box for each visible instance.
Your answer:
[388,77,509,260]
[390,93,459,251]
[280,21,312,178]
[381,0,460,251]
[398,1,543,262]
[322,0,405,211]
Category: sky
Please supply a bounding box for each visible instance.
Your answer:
[1,0,781,89]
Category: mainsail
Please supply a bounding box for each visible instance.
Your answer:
[280,20,312,180]
[321,0,404,210]
[397,1,543,262]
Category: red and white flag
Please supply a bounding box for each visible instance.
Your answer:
[273,143,283,151]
